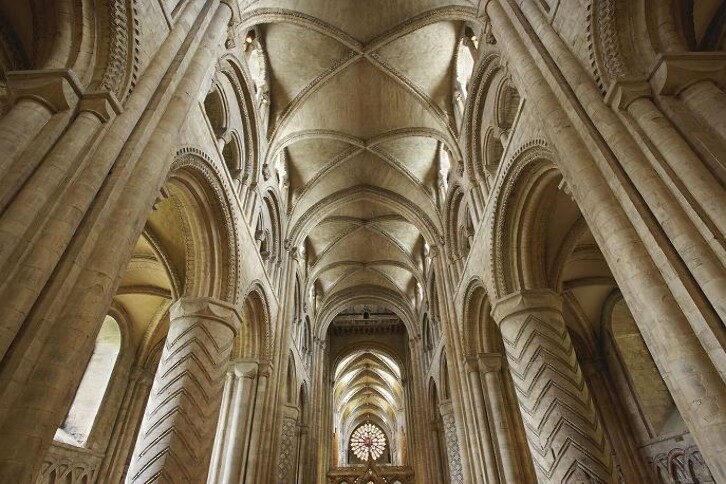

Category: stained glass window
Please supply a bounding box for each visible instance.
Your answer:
[350,422,386,461]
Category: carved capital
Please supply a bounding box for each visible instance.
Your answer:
[491,289,562,325]
[170,296,242,333]
[6,69,83,112]
[605,80,652,110]
[79,91,123,122]
[650,53,726,96]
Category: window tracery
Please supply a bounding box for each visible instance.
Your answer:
[350,423,387,462]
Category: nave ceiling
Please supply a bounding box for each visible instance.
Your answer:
[240,0,479,318]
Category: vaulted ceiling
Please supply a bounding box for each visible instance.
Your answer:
[241,0,478,312]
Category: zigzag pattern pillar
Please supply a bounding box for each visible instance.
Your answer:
[492,290,612,483]
[127,297,239,483]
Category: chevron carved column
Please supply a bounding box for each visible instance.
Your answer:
[127,297,240,483]
[492,290,612,483]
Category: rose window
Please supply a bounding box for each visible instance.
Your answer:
[350,422,386,461]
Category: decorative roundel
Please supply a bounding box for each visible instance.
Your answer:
[350,422,386,461]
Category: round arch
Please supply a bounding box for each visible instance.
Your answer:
[235,282,272,361]
[485,140,559,299]
[166,149,243,303]
[315,286,417,339]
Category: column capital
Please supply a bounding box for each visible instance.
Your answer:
[170,296,242,333]
[605,80,652,110]
[282,403,300,420]
[464,356,480,374]
[649,52,726,96]
[477,352,503,373]
[79,91,123,122]
[439,399,455,416]
[6,69,83,112]
[229,358,259,379]
[491,289,562,324]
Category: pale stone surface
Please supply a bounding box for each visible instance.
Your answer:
[0,1,723,483]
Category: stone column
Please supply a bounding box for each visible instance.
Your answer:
[98,366,155,483]
[656,53,726,142]
[242,362,270,483]
[439,400,464,484]
[0,70,81,177]
[296,424,309,484]
[608,80,726,240]
[127,297,239,483]
[208,371,234,484]
[492,290,612,483]
[486,2,726,479]
[0,90,121,359]
[428,414,446,481]
[218,360,259,483]
[478,353,526,483]
[464,357,500,484]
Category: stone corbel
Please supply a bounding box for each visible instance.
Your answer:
[6,69,83,112]
[79,91,123,122]
[649,53,726,96]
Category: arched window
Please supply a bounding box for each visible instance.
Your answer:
[55,315,121,446]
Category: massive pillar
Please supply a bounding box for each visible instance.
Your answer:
[127,297,239,483]
[0,3,231,480]
[493,290,612,483]
[486,2,726,479]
